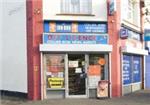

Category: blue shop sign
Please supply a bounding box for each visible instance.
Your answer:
[144,29,150,41]
[43,34,108,44]
[120,28,128,39]
[44,21,107,33]
[78,23,107,33]
[132,56,141,83]
[123,55,132,85]
[120,27,141,41]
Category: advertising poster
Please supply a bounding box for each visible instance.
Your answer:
[97,80,109,98]
[88,65,101,76]
[132,56,141,83]
[123,55,132,85]
[47,77,64,88]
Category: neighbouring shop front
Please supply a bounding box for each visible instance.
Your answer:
[40,21,112,99]
[120,27,148,95]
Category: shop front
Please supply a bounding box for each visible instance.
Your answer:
[40,21,112,99]
[120,27,148,95]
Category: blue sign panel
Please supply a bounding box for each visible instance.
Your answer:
[44,21,50,33]
[144,29,150,41]
[43,34,108,44]
[123,55,132,85]
[132,56,141,83]
[78,23,107,33]
[44,21,107,33]
[120,28,128,39]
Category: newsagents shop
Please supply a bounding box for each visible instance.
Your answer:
[40,21,112,99]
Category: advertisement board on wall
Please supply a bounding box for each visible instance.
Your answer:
[123,55,132,85]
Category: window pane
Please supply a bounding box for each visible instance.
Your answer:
[45,54,65,89]
[61,0,92,14]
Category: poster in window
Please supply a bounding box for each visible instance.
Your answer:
[132,56,141,83]
[88,65,101,88]
[123,55,132,85]
[47,77,64,88]
[88,65,101,76]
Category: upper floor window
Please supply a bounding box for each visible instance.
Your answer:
[122,0,140,26]
[127,0,136,22]
[61,0,92,15]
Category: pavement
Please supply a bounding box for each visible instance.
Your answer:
[1,89,150,105]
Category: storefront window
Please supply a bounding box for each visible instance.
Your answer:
[44,54,65,89]
[88,54,108,88]
[123,55,141,85]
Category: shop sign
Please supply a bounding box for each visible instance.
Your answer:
[47,77,64,88]
[120,28,128,39]
[144,29,150,41]
[109,0,116,15]
[44,21,107,33]
[123,55,132,85]
[128,30,141,41]
[132,56,141,83]
[78,23,107,33]
[43,34,108,44]
[120,27,141,40]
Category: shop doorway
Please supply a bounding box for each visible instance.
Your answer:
[68,54,87,97]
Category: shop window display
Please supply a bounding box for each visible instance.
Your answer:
[45,54,65,89]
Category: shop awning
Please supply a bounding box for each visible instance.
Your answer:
[121,46,148,55]
[40,44,112,52]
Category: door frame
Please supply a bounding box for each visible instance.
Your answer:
[65,54,88,98]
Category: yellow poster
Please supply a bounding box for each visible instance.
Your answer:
[48,77,64,88]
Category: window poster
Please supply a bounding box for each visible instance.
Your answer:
[88,65,101,76]
[123,55,132,85]
[89,76,100,88]
[132,56,141,83]
[88,65,101,88]
[47,77,64,88]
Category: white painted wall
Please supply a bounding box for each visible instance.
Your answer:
[1,0,27,93]
[43,0,107,21]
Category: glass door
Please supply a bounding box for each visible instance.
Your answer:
[68,54,87,96]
